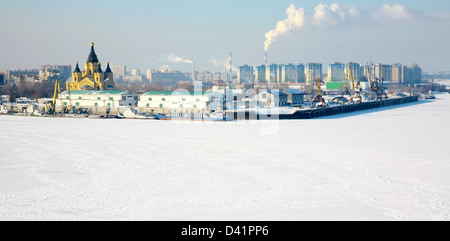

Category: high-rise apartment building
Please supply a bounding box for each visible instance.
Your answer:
[411,64,422,84]
[305,63,323,83]
[0,72,5,85]
[345,62,363,82]
[255,65,266,83]
[401,64,422,84]
[281,64,298,83]
[111,65,126,78]
[391,63,403,84]
[277,65,284,83]
[40,64,72,81]
[132,68,140,77]
[296,64,305,83]
[328,62,345,82]
[266,64,279,83]
[374,64,392,83]
[237,65,254,84]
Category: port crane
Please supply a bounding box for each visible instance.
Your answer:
[363,52,388,100]
[45,78,61,115]
[371,65,388,100]
[309,65,327,107]
[346,62,362,103]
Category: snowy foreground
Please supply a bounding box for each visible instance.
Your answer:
[1,95,450,221]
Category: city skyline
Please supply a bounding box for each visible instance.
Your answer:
[1,1,450,73]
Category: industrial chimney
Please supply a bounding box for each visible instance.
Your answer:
[192,62,195,82]
[229,52,232,83]
[264,51,268,66]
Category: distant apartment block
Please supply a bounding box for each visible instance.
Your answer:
[391,63,403,84]
[345,62,363,81]
[296,64,305,83]
[402,64,422,84]
[328,62,345,82]
[0,67,69,86]
[11,74,39,85]
[237,65,254,84]
[281,64,297,83]
[236,63,305,84]
[111,65,126,78]
[148,71,190,86]
[305,63,323,83]
[211,72,228,83]
[266,64,279,83]
[375,64,392,83]
[146,69,154,80]
[255,65,266,83]
[40,64,72,82]
[0,72,5,85]
[131,68,141,77]
[363,63,422,85]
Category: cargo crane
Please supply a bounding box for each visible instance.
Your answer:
[371,65,388,100]
[363,52,387,100]
[309,65,327,108]
[46,78,61,115]
[346,62,362,103]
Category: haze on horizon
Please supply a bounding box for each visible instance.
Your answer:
[1,0,449,73]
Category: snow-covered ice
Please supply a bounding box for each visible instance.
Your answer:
[0,94,450,220]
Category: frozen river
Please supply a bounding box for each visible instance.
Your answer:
[0,94,449,220]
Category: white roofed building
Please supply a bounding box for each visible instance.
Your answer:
[56,90,139,108]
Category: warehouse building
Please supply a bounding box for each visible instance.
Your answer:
[57,90,139,108]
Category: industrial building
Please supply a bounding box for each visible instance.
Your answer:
[281,89,305,106]
[57,90,138,108]
[256,89,288,107]
[137,91,214,110]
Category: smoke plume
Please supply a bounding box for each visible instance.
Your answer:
[264,4,305,52]
[163,53,193,64]
[210,56,237,72]
[264,3,422,52]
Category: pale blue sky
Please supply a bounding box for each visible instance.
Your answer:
[1,0,450,73]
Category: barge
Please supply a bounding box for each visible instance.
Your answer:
[230,95,419,120]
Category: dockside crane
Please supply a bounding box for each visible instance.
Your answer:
[346,62,362,103]
[363,52,388,100]
[372,65,388,100]
[310,65,327,108]
[46,78,61,115]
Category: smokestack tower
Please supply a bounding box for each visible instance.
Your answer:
[229,52,232,83]
[192,62,195,82]
[264,51,268,66]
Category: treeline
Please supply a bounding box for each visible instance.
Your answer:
[0,82,57,102]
